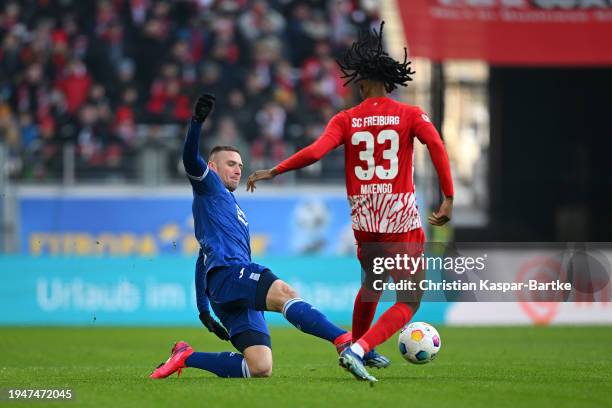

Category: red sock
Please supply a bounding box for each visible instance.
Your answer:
[356,302,414,354]
[351,287,381,340]
[333,331,352,347]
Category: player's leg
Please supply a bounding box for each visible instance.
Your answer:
[184,329,272,378]
[149,336,272,379]
[187,319,272,378]
[352,287,381,340]
[352,243,382,340]
[353,288,392,369]
[338,264,389,379]
[265,278,376,382]
[184,307,273,378]
[207,263,349,346]
[183,349,250,378]
[349,229,426,359]
[202,262,373,380]
[350,299,421,359]
[351,242,391,368]
[151,268,272,378]
[242,345,273,378]
[264,278,350,348]
[354,289,391,369]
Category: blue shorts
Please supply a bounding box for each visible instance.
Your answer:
[206,263,278,340]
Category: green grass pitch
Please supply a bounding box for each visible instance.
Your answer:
[1,326,611,407]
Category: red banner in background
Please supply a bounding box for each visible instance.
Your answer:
[397,0,612,65]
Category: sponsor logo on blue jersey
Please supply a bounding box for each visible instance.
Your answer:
[236,205,248,226]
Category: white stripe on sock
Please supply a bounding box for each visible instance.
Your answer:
[350,343,365,358]
[241,358,251,378]
[281,297,303,317]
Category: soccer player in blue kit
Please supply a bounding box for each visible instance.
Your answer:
[150,94,353,379]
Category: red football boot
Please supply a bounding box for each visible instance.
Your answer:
[150,341,194,379]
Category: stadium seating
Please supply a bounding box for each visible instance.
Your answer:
[0,0,380,183]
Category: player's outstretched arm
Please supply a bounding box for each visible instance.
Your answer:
[246,113,346,192]
[416,119,454,226]
[182,93,216,178]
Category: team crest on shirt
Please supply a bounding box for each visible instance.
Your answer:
[421,113,431,123]
[236,204,248,226]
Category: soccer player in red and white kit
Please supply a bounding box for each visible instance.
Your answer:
[247,22,453,382]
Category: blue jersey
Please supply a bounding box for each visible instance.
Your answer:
[188,166,251,273]
[182,118,252,315]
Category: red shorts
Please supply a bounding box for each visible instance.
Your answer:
[355,227,426,262]
[355,228,426,302]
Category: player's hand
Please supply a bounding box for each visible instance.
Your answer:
[246,168,277,192]
[428,197,453,226]
[193,93,216,123]
[199,312,230,341]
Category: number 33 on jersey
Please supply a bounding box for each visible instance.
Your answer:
[274,96,453,235]
[343,98,431,234]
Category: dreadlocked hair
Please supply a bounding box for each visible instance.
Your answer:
[336,21,415,93]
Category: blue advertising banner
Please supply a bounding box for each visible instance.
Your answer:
[18,194,361,256]
[0,256,448,326]
[18,191,427,257]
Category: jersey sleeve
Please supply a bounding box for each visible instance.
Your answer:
[186,165,226,195]
[412,108,455,198]
[194,249,210,314]
[182,118,225,195]
[274,112,347,175]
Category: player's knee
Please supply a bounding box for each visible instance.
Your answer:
[247,360,273,378]
[279,282,300,308]
[266,280,299,311]
[282,282,299,300]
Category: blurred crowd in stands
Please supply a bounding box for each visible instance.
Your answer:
[0,0,381,182]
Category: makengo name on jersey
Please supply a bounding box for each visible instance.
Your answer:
[351,116,400,128]
[360,183,393,194]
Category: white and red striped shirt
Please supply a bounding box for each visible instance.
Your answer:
[275,96,453,241]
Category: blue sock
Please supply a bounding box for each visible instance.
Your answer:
[185,352,249,378]
[283,298,346,342]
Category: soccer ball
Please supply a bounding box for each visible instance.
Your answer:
[398,322,441,364]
